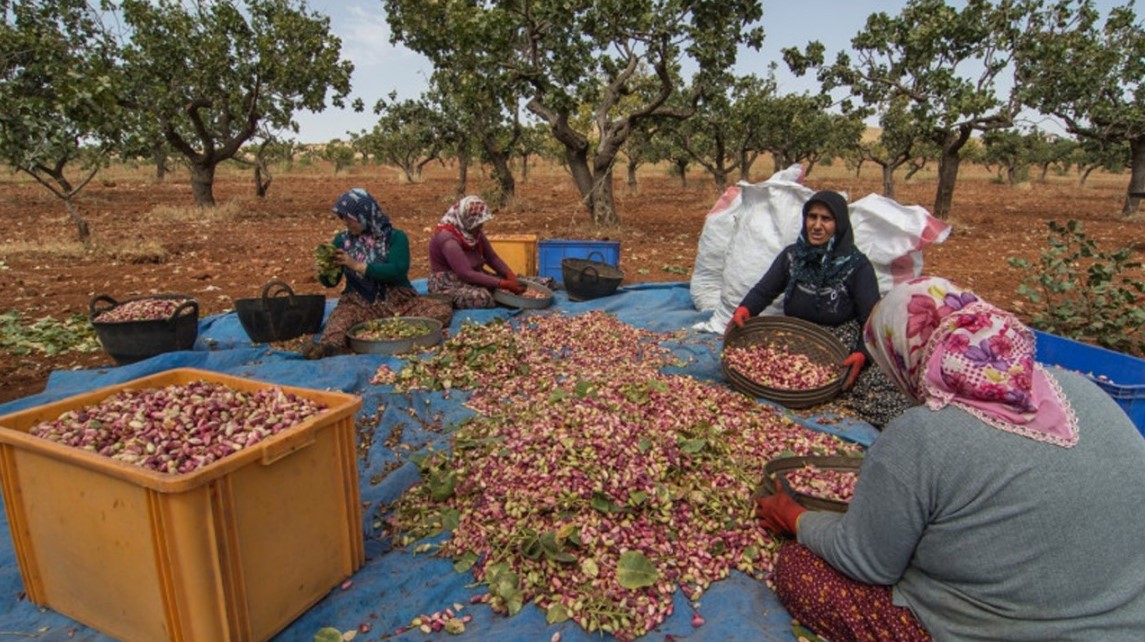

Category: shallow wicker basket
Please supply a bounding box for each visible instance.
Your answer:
[721,315,848,408]
[561,252,624,301]
[752,455,864,513]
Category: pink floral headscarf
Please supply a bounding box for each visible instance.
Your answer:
[436,195,493,250]
[864,276,1078,447]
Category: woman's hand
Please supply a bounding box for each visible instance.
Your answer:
[333,250,365,276]
[755,486,807,537]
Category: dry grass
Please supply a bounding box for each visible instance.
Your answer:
[147,200,245,224]
[0,238,168,263]
[0,240,89,259]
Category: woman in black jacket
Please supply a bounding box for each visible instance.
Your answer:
[727,190,910,426]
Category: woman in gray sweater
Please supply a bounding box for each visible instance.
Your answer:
[757,275,1145,641]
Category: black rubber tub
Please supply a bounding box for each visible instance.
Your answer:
[234,280,326,344]
[89,294,199,365]
[561,251,624,301]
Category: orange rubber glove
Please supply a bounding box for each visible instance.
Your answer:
[842,352,867,390]
[498,279,527,295]
[726,306,752,338]
[755,486,807,537]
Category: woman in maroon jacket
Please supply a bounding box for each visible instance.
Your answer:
[427,195,525,309]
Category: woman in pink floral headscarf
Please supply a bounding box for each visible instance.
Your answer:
[427,195,526,309]
[757,276,1145,642]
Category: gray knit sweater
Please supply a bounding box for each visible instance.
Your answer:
[798,368,1145,641]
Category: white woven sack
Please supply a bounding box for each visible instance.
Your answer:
[692,167,813,333]
[689,185,744,311]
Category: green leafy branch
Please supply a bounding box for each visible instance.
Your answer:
[1009,220,1145,356]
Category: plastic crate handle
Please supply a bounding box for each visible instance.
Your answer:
[261,427,318,465]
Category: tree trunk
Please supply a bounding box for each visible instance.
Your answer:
[626,159,639,196]
[590,165,618,225]
[64,197,90,247]
[565,147,595,213]
[520,153,530,182]
[711,168,728,191]
[487,150,516,207]
[1079,165,1095,187]
[932,127,971,220]
[676,159,688,188]
[738,150,752,183]
[881,164,895,199]
[1123,137,1145,216]
[254,160,271,198]
[189,162,217,206]
[152,142,168,183]
[456,152,470,196]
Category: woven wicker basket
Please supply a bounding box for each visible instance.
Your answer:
[753,455,863,512]
[721,315,847,408]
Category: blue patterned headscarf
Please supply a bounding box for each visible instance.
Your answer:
[332,188,393,265]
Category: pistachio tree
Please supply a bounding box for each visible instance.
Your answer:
[354,96,443,183]
[858,97,934,198]
[117,0,353,206]
[1071,137,1129,186]
[669,73,776,190]
[1016,0,1145,215]
[383,0,764,225]
[0,0,124,244]
[757,92,865,177]
[785,0,1030,218]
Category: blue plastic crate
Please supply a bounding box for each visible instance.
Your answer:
[538,239,621,282]
[1033,330,1145,439]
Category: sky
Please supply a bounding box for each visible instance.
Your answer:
[292,0,1122,144]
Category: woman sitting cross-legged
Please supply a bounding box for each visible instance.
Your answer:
[756,275,1145,641]
[305,188,451,359]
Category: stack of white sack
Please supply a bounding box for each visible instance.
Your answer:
[690,165,952,334]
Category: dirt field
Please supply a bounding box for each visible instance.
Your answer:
[1,159,1142,405]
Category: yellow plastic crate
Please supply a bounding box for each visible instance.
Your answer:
[0,368,363,642]
[488,233,538,277]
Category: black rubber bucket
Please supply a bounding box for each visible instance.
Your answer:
[234,280,326,344]
[561,251,624,301]
[89,294,199,365]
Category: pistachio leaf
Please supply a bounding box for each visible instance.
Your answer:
[616,550,658,589]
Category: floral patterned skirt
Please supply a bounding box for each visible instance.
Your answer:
[771,542,931,642]
[320,287,453,349]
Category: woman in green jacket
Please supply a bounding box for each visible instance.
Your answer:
[305,188,450,358]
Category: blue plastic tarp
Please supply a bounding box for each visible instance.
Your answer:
[0,282,879,641]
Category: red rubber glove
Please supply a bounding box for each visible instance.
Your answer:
[498,279,527,295]
[504,270,518,282]
[842,352,867,391]
[755,486,807,537]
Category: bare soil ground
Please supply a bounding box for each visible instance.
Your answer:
[1,160,1142,405]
